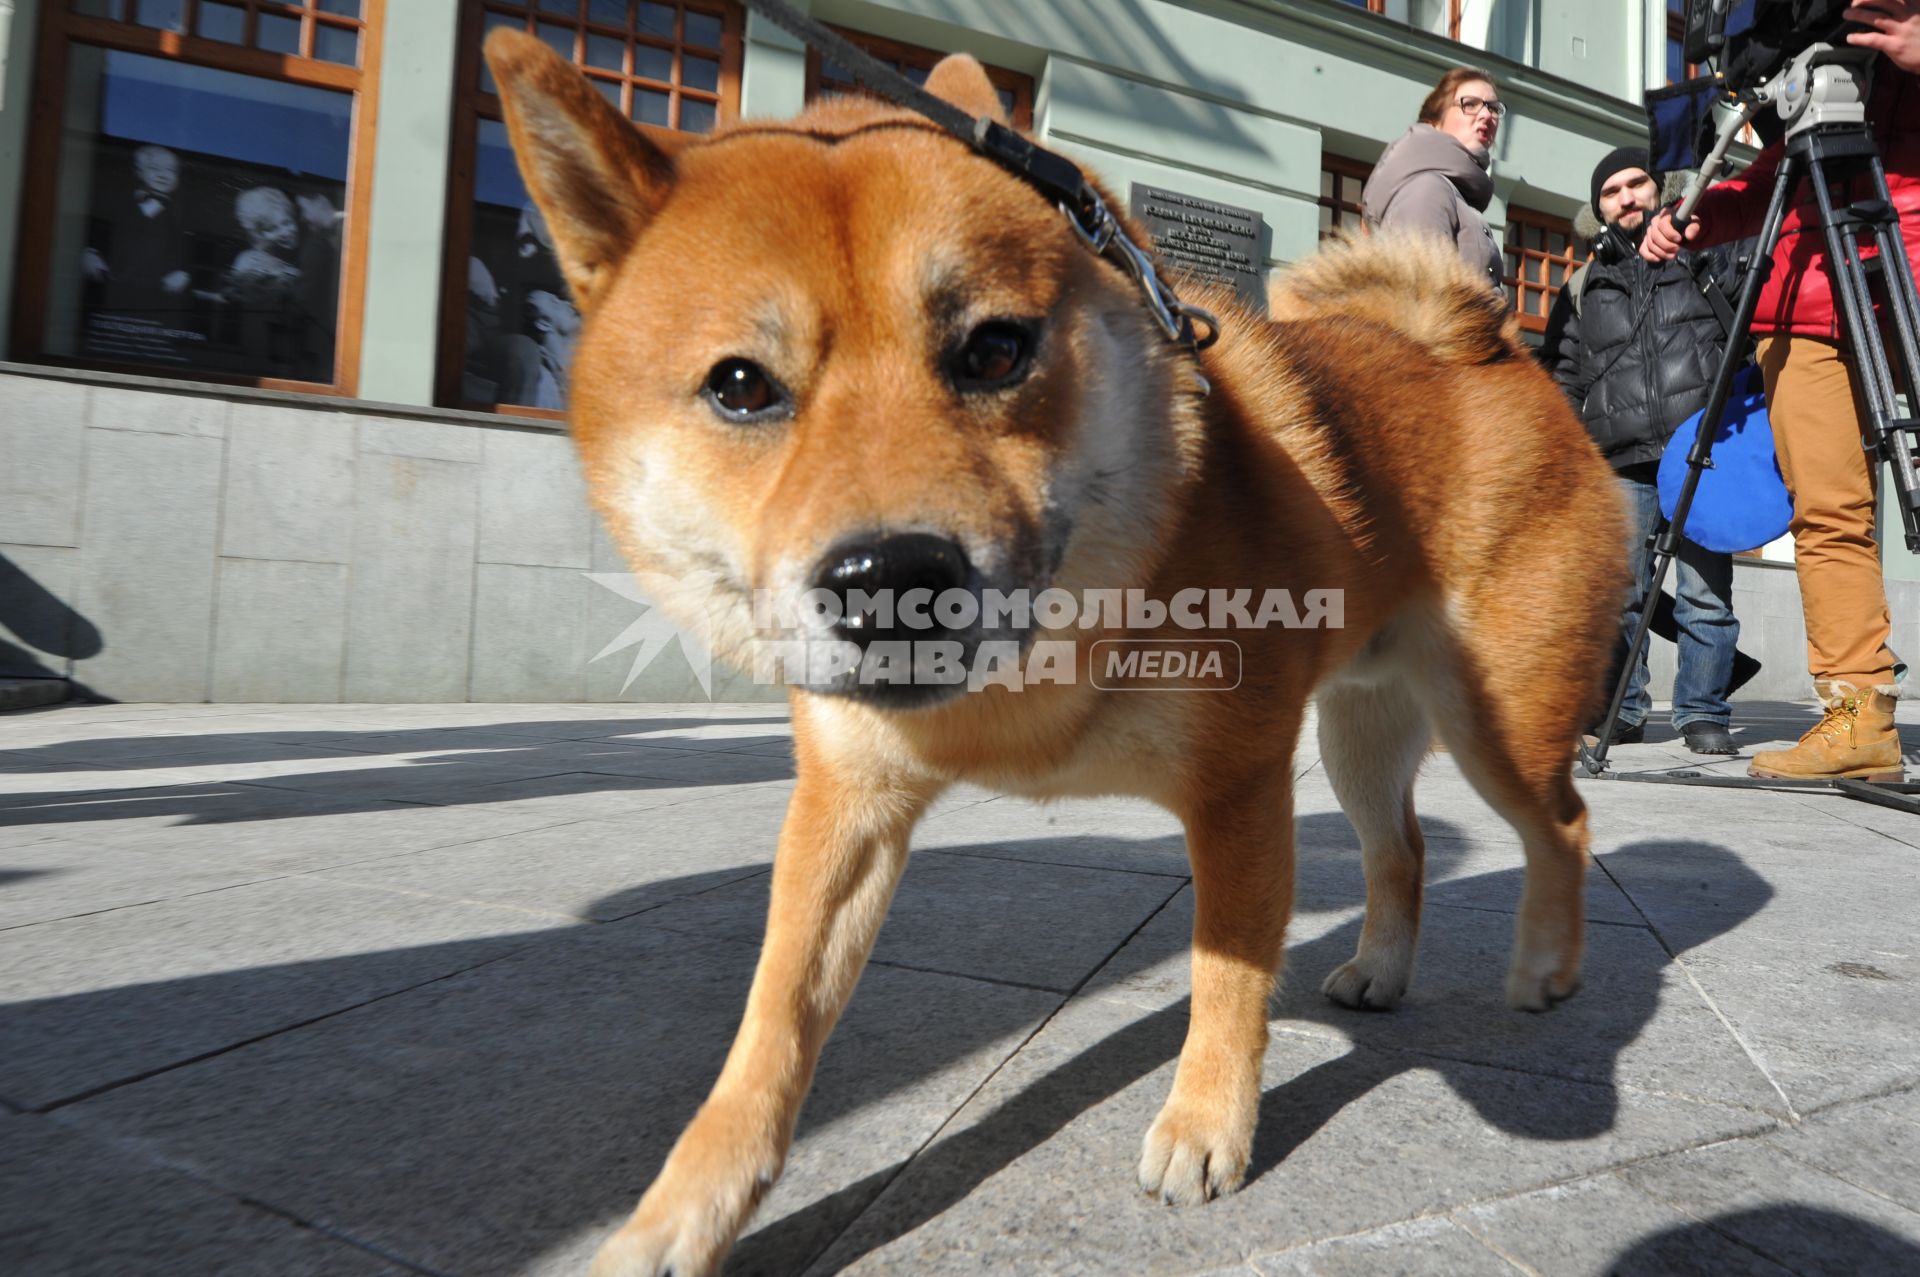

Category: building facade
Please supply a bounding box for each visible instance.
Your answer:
[1,0,1913,702]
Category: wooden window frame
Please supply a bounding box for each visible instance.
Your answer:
[436,0,745,419]
[11,1,386,397]
[1347,0,1463,41]
[802,27,1034,131]
[1317,153,1372,243]
[1504,205,1585,335]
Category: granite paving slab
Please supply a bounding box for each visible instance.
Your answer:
[413,770,790,824]
[1765,1087,1920,1214]
[3,700,1915,1277]
[1252,1216,1522,1276]
[1075,850,1788,1117]
[641,846,1188,994]
[1615,1134,1920,1275]
[0,1113,412,1277]
[311,792,792,922]
[519,741,796,784]
[0,837,285,931]
[56,923,1060,1277]
[0,760,208,795]
[1599,835,1920,1112]
[801,995,1772,1277]
[0,874,568,1109]
[8,787,578,874]
[1451,1172,1800,1276]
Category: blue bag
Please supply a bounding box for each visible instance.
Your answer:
[1657,365,1792,553]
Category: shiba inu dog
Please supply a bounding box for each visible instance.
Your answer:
[485,29,1626,1277]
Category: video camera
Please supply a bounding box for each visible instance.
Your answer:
[1681,0,1859,90]
[1650,0,1872,179]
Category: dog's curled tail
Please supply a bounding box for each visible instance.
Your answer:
[1268,231,1524,365]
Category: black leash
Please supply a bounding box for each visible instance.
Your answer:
[737,0,1221,374]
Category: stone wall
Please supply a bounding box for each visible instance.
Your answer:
[0,370,781,703]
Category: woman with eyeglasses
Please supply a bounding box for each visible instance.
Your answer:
[1361,67,1507,291]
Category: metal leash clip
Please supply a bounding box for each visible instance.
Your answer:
[738,0,1223,385]
[1059,188,1221,382]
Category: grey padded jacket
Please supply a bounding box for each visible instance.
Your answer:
[1361,123,1504,292]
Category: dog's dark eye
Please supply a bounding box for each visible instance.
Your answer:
[704,359,787,422]
[951,322,1034,392]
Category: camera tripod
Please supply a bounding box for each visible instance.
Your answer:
[1577,45,1920,816]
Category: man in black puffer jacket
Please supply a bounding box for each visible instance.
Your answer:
[1543,147,1751,755]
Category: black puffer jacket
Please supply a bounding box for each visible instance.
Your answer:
[1542,233,1734,472]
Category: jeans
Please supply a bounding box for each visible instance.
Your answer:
[1615,472,1740,728]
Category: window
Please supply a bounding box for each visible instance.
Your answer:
[803,28,1034,131]
[1318,155,1373,242]
[12,1,383,392]
[1666,0,1694,84]
[1504,207,1585,333]
[440,1,744,417]
[1342,0,1463,40]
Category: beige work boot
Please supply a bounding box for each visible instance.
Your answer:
[1748,681,1905,782]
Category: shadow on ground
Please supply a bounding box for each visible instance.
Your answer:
[0,716,796,831]
[1,825,1781,1276]
[1610,1204,1920,1274]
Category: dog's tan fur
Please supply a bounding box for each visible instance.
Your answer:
[485,31,1626,1276]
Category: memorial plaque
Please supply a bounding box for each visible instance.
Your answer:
[1127,184,1267,313]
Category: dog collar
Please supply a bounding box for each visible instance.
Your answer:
[738,0,1221,381]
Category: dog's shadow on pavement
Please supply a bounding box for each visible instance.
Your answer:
[2,828,1771,1277]
[730,837,1773,1274]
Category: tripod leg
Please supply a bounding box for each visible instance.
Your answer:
[1863,164,1920,552]
[1805,151,1920,554]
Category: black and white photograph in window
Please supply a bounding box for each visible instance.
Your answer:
[44,47,351,384]
[461,118,581,411]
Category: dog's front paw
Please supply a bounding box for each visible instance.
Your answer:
[589,1166,771,1277]
[1320,952,1410,1010]
[1504,963,1579,1012]
[589,1219,718,1277]
[1137,1098,1252,1206]
[589,1114,778,1277]
[1505,930,1581,1011]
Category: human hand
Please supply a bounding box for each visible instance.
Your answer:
[1846,0,1920,74]
[161,270,191,293]
[1639,208,1698,263]
[83,248,110,282]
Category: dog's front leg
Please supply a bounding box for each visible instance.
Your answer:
[591,756,941,1277]
[1140,770,1294,1206]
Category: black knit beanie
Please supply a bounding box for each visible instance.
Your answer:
[1590,145,1660,214]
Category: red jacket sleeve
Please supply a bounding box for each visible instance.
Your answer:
[1687,139,1784,249]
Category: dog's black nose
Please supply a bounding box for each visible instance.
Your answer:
[814,533,971,647]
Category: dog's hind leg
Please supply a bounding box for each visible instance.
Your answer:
[1315,678,1432,1011]
[1423,632,1594,1013]
[1141,754,1297,1207]
[591,748,942,1277]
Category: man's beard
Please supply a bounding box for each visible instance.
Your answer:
[1609,215,1649,248]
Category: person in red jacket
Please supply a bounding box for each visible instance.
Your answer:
[1642,0,1919,782]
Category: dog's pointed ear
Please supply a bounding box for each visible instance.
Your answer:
[483,28,676,309]
[924,54,1009,127]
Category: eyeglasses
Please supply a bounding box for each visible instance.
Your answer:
[1457,96,1507,120]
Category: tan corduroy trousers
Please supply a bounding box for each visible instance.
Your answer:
[1755,334,1899,688]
